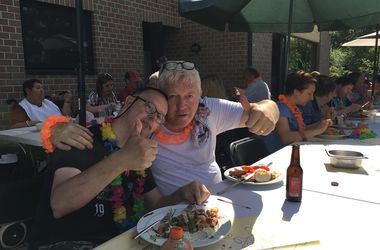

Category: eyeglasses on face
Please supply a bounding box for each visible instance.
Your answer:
[132,95,166,124]
[160,61,195,73]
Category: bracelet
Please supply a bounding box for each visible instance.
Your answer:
[25,120,30,127]
[298,130,307,141]
[41,115,71,153]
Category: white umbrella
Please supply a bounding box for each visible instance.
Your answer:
[342,31,380,46]
[342,29,379,95]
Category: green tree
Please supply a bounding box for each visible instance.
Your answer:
[329,25,379,77]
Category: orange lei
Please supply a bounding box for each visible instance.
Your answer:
[154,121,193,144]
[41,115,71,153]
[278,95,305,132]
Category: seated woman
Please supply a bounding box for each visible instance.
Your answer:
[330,76,361,116]
[347,71,370,105]
[300,74,336,125]
[263,72,332,153]
[10,79,72,128]
[87,73,118,117]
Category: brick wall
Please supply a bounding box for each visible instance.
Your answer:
[164,19,272,97]
[0,0,272,129]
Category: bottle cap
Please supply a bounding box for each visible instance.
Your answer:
[169,226,184,240]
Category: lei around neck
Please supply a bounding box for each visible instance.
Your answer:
[278,94,305,132]
[100,118,146,231]
[154,121,193,144]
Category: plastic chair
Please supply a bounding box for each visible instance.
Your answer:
[229,137,269,166]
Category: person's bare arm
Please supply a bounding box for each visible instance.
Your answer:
[143,181,210,212]
[86,101,112,114]
[277,117,332,144]
[51,122,158,218]
[61,91,72,116]
[51,122,94,151]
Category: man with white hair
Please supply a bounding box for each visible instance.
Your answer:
[44,61,279,196]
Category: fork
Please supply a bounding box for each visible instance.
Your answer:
[132,208,175,239]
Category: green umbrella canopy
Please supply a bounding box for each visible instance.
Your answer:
[179,0,380,33]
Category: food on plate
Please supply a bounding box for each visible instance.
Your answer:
[349,112,369,119]
[344,122,356,129]
[152,207,219,241]
[324,127,346,136]
[254,169,272,182]
[228,165,278,183]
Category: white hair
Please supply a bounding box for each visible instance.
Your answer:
[157,61,201,92]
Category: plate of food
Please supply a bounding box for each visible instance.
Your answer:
[223,165,283,185]
[331,122,356,130]
[136,197,232,248]
[317,127,347,139]
[348,112,369,120]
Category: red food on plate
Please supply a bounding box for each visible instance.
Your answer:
[241,165,270,172]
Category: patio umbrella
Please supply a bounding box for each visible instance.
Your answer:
[179,0,380,33]
[179,0,380,93]
[342,31,380,47]
[76,0,86,126]
[342,28,380,95]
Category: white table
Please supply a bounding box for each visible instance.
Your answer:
[95,172,380,249]
[95,138,380,249]
[92,115,380,249]
[0,126,41,147]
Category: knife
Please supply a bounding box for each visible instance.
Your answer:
[217,172,255,195]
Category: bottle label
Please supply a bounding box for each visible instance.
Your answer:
[289,176,301,197]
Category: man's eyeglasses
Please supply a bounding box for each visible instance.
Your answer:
[160,61,195,73]
[132,95,166,124]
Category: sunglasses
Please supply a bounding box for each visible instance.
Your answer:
[160,61,196,73]
[132,95,166,124]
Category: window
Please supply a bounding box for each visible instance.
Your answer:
[20,0,95,74]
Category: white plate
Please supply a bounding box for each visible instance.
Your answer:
[316,134,347,140]
[223,167,284,185]
[330,124,356,130]
[136,197,232,248]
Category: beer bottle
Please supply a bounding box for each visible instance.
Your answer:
[286,144,303,202]
[160,226,193,250]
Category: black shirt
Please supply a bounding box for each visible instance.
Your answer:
[30,125,156,247]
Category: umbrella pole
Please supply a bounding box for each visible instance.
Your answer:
[247,32,253,66]
[283,0,294,90]
[76,0,86,126]
[372,25,379,97]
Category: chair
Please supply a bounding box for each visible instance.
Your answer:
[229,137,269,166]
[215,128,253,169]
[0,143,44,249]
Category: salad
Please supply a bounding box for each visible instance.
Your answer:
[152,208,219,241]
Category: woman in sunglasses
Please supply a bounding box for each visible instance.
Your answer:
[43,61,279,196]
[87,73,118,117]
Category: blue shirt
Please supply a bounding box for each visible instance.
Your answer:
[330,96,352,110]
[262,102,298,154]
[299,100,321,125]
